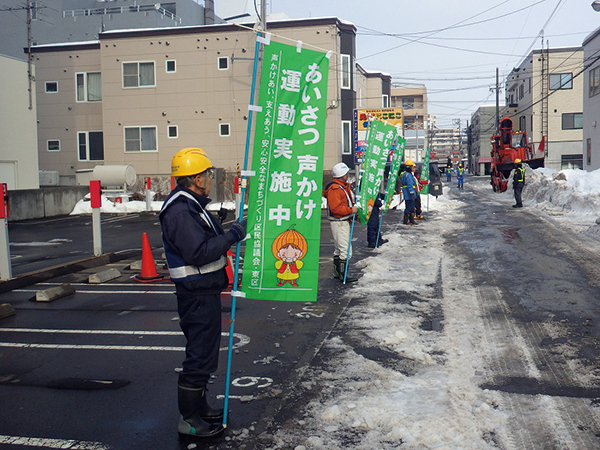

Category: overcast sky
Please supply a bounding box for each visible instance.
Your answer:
[254,0,600,130]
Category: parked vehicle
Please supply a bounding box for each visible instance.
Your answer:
[415,162,443,197]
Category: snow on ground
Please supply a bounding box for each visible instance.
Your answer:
[253,168,600,449]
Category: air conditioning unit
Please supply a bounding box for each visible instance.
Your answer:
[39,170,60,186]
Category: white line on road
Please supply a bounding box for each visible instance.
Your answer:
[0,434,110,449]
[0,328,182,335]
[0,329,251,351]
[15,289,174,294]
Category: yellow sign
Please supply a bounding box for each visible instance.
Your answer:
[356,108,403,131]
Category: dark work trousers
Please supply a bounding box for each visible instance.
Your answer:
[367,203,381,245]
[514,183,524,207]
[415,194,422,216]
[404,197,415,216]
[177,291,222,388]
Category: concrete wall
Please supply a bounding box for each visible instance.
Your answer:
[583,28,600,171]
[8,186,89,221]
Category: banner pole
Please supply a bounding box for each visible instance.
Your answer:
[223,33,261,428]
[343,118,370,284]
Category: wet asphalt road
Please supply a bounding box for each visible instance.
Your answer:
[3,178,600,449]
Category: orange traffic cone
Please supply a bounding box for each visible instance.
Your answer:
[133,232,163,282]
[226,250,235,286]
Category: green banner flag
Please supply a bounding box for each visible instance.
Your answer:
[383,137,406,212]
[420,146,431,196]
[357,120,398,223]
[241,41,330,302]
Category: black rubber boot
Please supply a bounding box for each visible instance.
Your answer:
[338,259,358,283]
[403,213,409,225]
[178,384,224,438]
[409,213,418,225]
[333,256,341,279]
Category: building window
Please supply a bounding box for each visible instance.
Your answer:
[342,120,351,155]
[382,94,389,108]
[30,1,37,20]
[219,123,230,137]
[47,140,60,152]
[519,84,524,99]
[562,113,583,130]
[124,126,157,152]
[549,73,572,90]
[519,116,526,131]
[561,154,583,170]
[45,81,58,93]
[78,131,104,161]
[587,138,592,165]
[76,72,101,102]
[402,98,414,110]
[166,60,176,73]
[168,125,178,138]
[590,66,600,97]
[123,62,155,88]
[218,57,229,70]
[340,54,351,90]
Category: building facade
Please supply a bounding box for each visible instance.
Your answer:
[469,105,496,175]
[31,18,368,186]
[390,86,427,162]
[0,0,214,61]
[583,27,600,171]
[503,47,584,170]
[0,55,39,190]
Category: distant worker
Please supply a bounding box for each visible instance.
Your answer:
[324,162,359,282]
[457,163,465,189]
[401,160,419,225]
[513,158,525,208]
[159,148,247,438]
[446,165,452,182]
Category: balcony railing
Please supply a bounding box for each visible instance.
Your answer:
[63,4,182,24]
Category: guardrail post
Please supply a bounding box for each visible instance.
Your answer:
[90,180,102,256]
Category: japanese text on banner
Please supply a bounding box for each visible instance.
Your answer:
[241,41,329,302]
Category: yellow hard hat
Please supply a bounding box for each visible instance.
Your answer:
[405,159,416,166]
[171,148,213,177]
[514,158,522,164]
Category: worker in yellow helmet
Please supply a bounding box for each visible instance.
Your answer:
[513,158,525,208]
[401,160,419,225]
[159,147,246,438]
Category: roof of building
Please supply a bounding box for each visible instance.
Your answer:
[584,25,600,46]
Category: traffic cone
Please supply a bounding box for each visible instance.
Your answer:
[133,232,163,283]
[225,250,235,286]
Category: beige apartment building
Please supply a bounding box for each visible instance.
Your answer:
[31,17,376,189]
[503,47,584,170]
[390,86,427,162]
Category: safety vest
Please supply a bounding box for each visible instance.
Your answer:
[160,190,227,282]
[458,167,464,176]
[516,166,525,183]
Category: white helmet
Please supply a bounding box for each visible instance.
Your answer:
[332,162,350,178]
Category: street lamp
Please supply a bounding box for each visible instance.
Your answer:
[593,0,600,12]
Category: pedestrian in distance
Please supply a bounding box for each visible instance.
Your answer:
[159,148,247,438]
[323,162,359,282]
[414,167,427,220]
[446,163,452,182]
[457,163,465,189]
[513,158,525,208]
[401,160,419,225]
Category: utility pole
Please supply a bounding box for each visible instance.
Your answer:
[495,67,500,133]
[261,0,267,31]
[0,2,44,110]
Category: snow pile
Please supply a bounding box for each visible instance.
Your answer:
[260,203,509,449]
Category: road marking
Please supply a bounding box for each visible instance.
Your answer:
[15,289,174,294]
[0,329,251,352]
[0,435,110,449]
